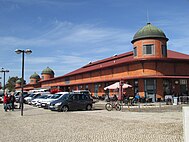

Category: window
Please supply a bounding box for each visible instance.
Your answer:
[144,79,156,102]
[162,45,167,57]
[143,44,154,55]
[73,94,79,100]
[65,77,70,84]
[85,85,88,90]
[134,80,139,95]
[133,47,137,57]
[163,79,172,95]
[180,79,187,85]
[180,79,188,95]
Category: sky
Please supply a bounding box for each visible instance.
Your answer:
[0,0,189,84]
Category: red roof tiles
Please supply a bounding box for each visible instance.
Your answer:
[39,50,189,83]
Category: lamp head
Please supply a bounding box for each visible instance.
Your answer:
[25,49,32,55]
[15,49,22,54]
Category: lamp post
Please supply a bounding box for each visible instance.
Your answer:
[0,68,9,94]
[0,77,1,89]
[15,49,32,116]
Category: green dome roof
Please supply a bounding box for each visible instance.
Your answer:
[30,72,40,80]
[131,23,168,43]
[41,67,54,75]
[16,80,21,84]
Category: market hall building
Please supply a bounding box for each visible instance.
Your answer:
[16,23,189,102]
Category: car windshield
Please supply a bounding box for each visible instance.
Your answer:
[28,94,35,97]
[51,94,61,99]
[47,95,52,98]
[60,93,70,100]
[23,93,28,97]
[39,95,48,99]
[33,94,40,98]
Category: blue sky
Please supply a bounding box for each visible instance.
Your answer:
[0,0,189,84]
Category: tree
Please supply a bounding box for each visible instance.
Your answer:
[5,76,26,92]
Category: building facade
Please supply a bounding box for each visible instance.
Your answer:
[16,23,189,102]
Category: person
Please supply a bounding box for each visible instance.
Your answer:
[3,92,9,112]
[9,92,16,111]
[133,92,140,103]
[123,93,129,104]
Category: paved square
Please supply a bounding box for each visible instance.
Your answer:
[0,103,183,142]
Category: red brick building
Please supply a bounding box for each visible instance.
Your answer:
[16,23,189,102]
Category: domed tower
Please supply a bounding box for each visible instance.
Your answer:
[131,23,169,59]
[15,80,21,88]
[41,67,54,80]
[30,72,40,84]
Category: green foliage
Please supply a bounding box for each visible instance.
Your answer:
[5,76,26,92]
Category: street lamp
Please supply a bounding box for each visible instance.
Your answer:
[0,68,9,94]
[15,49,32,116]
[0,77,1,89]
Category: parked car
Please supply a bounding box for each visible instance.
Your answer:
[27,93,41,105]
[72,90,92,96]
[40,92,68,109]
[49,93,93,112]
[24,93,36,104]
[31,94,51,106]
[35,94,53,107]
[0,92,4,103]
[15,92,29,103]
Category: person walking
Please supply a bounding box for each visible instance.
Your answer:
[10,92,16,111]
[3,92,9,112]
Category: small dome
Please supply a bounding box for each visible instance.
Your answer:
[131,23,168,43]
[30,72,40,80]
[41,67,54,75]
[16,80,21,84]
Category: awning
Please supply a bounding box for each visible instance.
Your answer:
[104,82,132,90]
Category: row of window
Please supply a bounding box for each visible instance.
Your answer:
[133,44,167,57]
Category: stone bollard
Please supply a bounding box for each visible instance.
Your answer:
[183,106,189,142]
[138,102,141,112]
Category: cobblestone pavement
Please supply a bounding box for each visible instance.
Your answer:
[0,103,184,142]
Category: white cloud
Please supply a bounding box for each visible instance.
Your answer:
[0,21,133,54]
[27,57,57,64]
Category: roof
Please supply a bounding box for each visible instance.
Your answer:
[39,49,189,83]
[131,23,168,43]
[30,72,40,80]
[42,67,54,75]
[16,80,21,84]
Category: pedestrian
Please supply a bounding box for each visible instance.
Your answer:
[3,92,9,112]
[10,92,16,111]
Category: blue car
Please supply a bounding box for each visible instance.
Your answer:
[49,93,93,112]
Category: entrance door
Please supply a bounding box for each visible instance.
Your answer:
[144,79,156,102]
[94,84,99,97]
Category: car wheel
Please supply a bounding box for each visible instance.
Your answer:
[86,104,92,110]
[62,106,69,112]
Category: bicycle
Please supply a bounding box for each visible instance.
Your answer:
[105,101,121,111]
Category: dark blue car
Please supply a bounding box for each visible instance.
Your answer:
[49,93,93,112]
